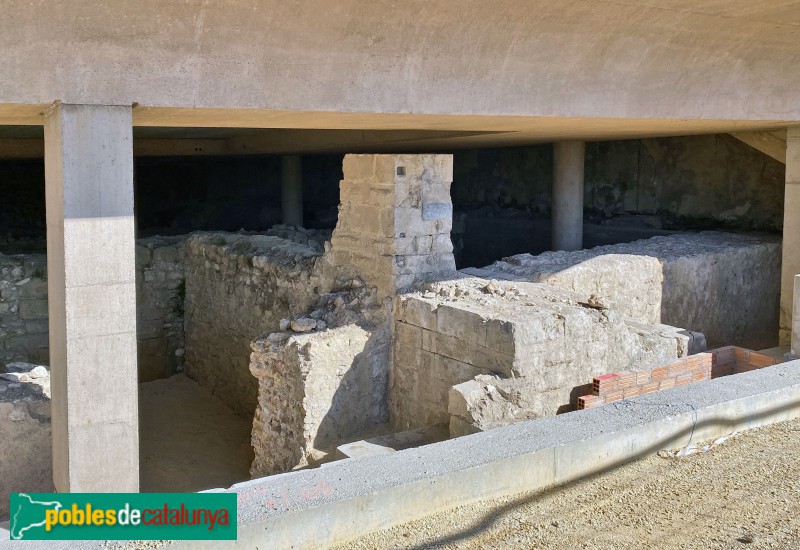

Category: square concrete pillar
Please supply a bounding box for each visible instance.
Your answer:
[780,128,800,346]
[44,103,139,492]
[552,141,585,252]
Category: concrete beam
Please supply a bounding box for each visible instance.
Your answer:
[730,131,787,163]
[281,155,303,226]
[551,141,585,251]
[44,103,139,492]
[781,128,800,346]
[3,2,800,125]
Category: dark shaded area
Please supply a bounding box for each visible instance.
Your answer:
[0,160,46,253]
[0,154,344,253]
[134,154,343,236]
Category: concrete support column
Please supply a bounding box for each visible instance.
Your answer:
[781,128,800,347]
[44,103,139,492]
[551,141,585,251]
[281,155,303,226]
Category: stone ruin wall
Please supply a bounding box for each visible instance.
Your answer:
[464,232,781,349]
[391,278,692,433]
[182,230,332,417]
[247,154,459,476]
[0,236,187,380]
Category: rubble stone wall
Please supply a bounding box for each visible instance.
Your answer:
[249,324,388,477]
[183,232,330,416]
[464,232,781,349]
[0,253,49,367]
[0,238,187,380]
[391,278,691,431]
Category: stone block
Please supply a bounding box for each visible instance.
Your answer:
[395,321,423,349]
[342,155,377,181]
[485,319,515,354]
[394,296,438,330]
[18,299,48,320]
[435,304,487,347]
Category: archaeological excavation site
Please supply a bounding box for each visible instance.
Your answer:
[3,2,800,547]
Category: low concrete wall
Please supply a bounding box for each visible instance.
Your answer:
[0,237,187,381]
[178,360,800,550]
[391,277,691,431]
[465,232,781,349]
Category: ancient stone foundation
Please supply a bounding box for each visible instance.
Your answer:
[0,237,186,380]
[183,231,331,416]
[249,325,387,476]
[392,277,692,432]
[464,232,781,349]
[247,154,458,475]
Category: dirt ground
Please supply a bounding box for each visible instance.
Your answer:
[138,374,253,493]
[339,417,800,549]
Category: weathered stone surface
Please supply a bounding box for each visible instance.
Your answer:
[0,363,53,519]
[331,154,457,299]
[0,237,187,381]
[290,318,317,333]
[249,324,387,476]
[465,232,780,349]
[392,277,691,431]
[183,231,332,417]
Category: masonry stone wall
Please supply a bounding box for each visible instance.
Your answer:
[184,232,331,417]
[249,324,388,477]
[464,232,781,349]
[0,238,187,380]
[246,154,459,474]
[391,277,691,431]
[0,253,48,367]
[135,236,188,382]
[452,135,784,232]
[331,154,457,299]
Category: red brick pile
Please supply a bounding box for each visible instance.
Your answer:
[578,353,712,410]
[710,346,783,377]
[578,347,785,410]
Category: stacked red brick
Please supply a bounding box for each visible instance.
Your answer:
[710,346,783,378]
[578,353,712,410]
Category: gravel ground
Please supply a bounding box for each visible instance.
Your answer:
[338,417,800,549]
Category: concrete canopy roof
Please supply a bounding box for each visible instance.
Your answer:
[0,0,798,149]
